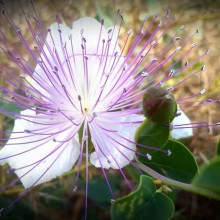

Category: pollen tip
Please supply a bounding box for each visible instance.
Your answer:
[191,43,197,48]
[19,74,25,79]
[169,124,174,130]
[146,153,152,160]
[7,168,15,174]
[201,65,206,71]
[0,208,4,216]
[110,199,115,204]
[175,112,182,117]
[200,89,206,95]
[73,185,77,192]
[179,25,184,30]
[167,149,172,156]
[24,129,31,133]
[205,49,210,55]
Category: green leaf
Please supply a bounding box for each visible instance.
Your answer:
[0,102,23,115]
[88,175,119,204]
[193,157,220,194]
[139,139,198,183]
[216,137,220,156]
[135,119,170,155]
[111,175,174,220]
[94,1,114,27]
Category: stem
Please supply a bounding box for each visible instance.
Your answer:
[134,160,220,201]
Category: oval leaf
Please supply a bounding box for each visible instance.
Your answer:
[135,119,170,155]
[111,175,174,220]
[139,139,198,183]
[216,137,220,156]
[193,157,220,194]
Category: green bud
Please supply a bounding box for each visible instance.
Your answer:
[143,86,177,123]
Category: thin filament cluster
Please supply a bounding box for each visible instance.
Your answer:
[0,1,219,216]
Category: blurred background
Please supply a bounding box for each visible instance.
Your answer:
[0,0,220,219]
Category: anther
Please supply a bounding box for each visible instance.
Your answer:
[146,153,152,160]
[54,66,58,72]
[191,43,197,48]
[7,168,15,174]
[19,74,25,79]
[25,91,32,98]
[144,16,148,21]
[73,185,77,192]
[201,65,206,71]
[35,35,40,42]
[167,150,172,156]
[167,87,174,92]
[158,20,163,27]
[169,124,174,131]
[127,29,133,35]
[175,112,182,117]
[175,46,181,52]
[200,89,206,95]
[78,95,81,101]
[151,57,157,62]
[141,72,149,77]
[169,70,175,77]
[16,28,22,35]
[110,199,115,204]
[179,25,184,30]
[205,49,210,55]
[151,41,156,46]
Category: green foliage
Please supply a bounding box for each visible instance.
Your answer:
[0,102,23,117]
[139,140,198,183]
[193,157,220,196]
[0,197,35,220]
[111,175,174,220]
[135,119,170,153]
[88,175,119,204]
[216,137,220,156]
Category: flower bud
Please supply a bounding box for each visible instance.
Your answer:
[143,86,177,123]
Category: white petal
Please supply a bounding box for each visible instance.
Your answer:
[32,23,72,98]
[72,17,105,54]
[0,111,80,188]
[72,17,120,55]
[171,110,193,139]
[90,114,144,169]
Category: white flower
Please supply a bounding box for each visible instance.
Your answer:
[0,16,193,190]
